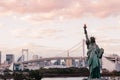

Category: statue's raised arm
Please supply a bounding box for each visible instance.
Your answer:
[83,24,90,48]
[83,24,89,41]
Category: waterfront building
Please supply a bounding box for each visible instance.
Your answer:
[6,54,14,64]
[102,56,120,72]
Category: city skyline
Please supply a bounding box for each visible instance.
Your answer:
[0,0,120,61]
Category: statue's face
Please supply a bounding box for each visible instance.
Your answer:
[90,37,95,43]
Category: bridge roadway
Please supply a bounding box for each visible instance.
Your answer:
[16,57,85,64]
[15,56,120,64]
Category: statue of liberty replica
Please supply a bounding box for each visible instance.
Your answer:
[83,24,104,79]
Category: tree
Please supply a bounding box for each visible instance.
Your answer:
[29,70,43,80]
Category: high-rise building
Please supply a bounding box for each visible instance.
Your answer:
[66,59,72,67]
[6,54,14,64]
[54,59,61,65]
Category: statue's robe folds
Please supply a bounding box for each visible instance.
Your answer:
[87,43,103,78]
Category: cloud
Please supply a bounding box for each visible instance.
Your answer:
[90,0,120,17]
[11,27,63,39]
[0,0,72,13]
[0,23,4,28]
[0,0,120,21]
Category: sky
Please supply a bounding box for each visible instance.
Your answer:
[0,0,120,61]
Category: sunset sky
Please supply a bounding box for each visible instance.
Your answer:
[0,0,120,61]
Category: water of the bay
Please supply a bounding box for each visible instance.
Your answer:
[42,77,87,80]
[42,77,120,80]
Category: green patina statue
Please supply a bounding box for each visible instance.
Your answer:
[83,24,104,79]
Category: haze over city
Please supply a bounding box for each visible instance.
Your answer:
[0,0,120,61]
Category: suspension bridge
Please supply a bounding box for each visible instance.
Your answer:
[13,39,120,72]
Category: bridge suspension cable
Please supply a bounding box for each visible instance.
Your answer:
[68,41,82,51]
[56,40,84,57]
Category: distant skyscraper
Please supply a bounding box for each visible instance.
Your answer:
[6,54,14,64]
[72,59,76,67]
[66,59,72,67]
[54,59,61,65]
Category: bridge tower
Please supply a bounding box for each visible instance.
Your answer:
[82,39,85,67]
[22,49,29,61]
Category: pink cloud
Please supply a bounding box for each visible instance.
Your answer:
[0,0,73,13]
[90,0,120,17]
[0,0,120,20]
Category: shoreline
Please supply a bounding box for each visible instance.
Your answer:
[42,74,120,78]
